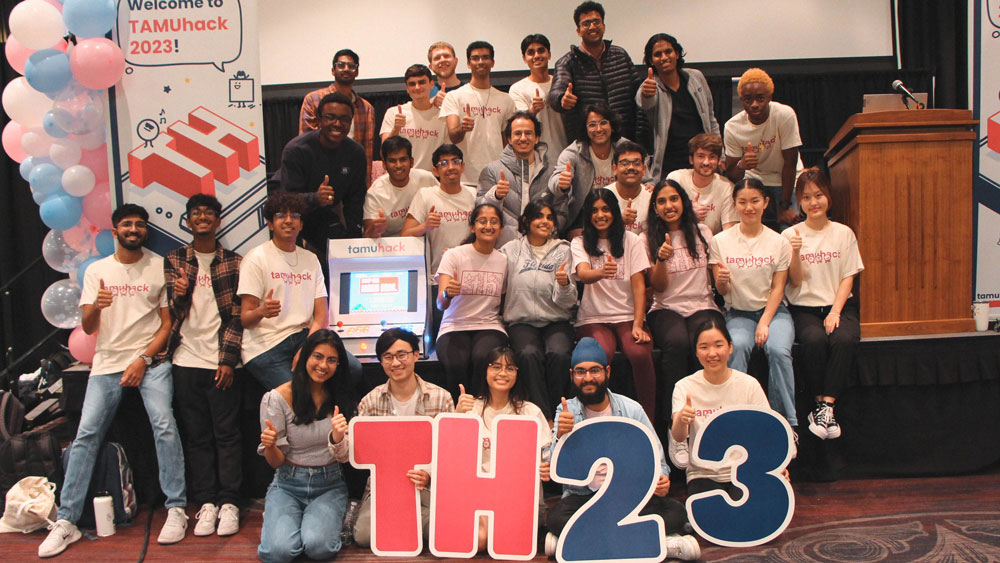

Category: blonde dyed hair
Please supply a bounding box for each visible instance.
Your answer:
[737,68,774,96]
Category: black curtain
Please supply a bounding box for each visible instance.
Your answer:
[897,0,968,110]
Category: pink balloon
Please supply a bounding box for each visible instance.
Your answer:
[5,36,67,74]
[63,216,97,252]
[78,145,110,182]
[2,121,29,163]
[68,326,97,364]
[40,0,63,11]
[82,184,113,230]
[69,38,126,90]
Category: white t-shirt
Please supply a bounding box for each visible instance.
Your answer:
[665,169,739,234]
[79,253,168,376]
[439,84,516,185]
[173,251,222,369]
[390,391,420,416]
[435,244,507,337]
[364,169,439,237]
[590,147,615,189]
[379,102,449,172]
[606,182,651,235]
[709,225,791,312]
[508,76,568,157]
[407,185,476,275]
[673,369,769,482]
[571,231,651,326]
[723,101,804,186]
[644,225,720,317]
[237,241,327,364]
[782,221,864,307]
[470,398,550,472]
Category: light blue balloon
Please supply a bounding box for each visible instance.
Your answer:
[77,256,101,287]
[29,163,64,195]
[40,195,83,231]
[25,50,73,95]
[33,189,53,205]
[20,157,40,181]
[95,229,114,257]
[63,0,118,39]
[43,111,70,139]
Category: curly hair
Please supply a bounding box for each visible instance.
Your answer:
[737,68,774,96]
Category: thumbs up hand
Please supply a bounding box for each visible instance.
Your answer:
[371,208,388,238]
[658,232,675,261]
[602,254,618,279]
[262,288,281,318]
[330,405,348,444]
[393,104,406,132]
[317,174,335,206]
[445,268,462,299]
[261,419,278,448]
[623,197,637,226]
[557,397,575,437]
[455,383,475,413]
[425,205,441,230]
[555,260,569,286]
[461,103,475,132]
[495,170,510,199]
[678,395,695,425]
[740,142,759,170]
[173,267,190,297]
[715,261,731,286]
[558,161,573,191]
[531,87,545,114]
[561,82,577,110]
[789,227,802,253]
[96,279,113,309]
[641,67,657,98]
[433,88,447,108]
[692,191,709,222]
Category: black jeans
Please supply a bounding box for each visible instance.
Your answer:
[435,329,508,400]
[546,490,688,536]
[507,321,575,420]
[647,308,725,424]
[172,365,243,505]
[788,303,860,399]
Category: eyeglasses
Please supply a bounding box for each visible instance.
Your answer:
[572,366,606,379]
[274,212,302,220]
[334,61,359,71]
[579,18,603,29]
[321,113,353,125]
[488,363,518,374]
[469,54,493,62]
[475,218,501,226]
[616,158,643,168]
[189,208,218,218]
[380,350,414,363]
[435,158,464,168]
[739,94,769,105]
[586,119,610,129]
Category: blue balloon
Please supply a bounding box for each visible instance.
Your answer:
[25,50,73,95]
[40,195,84,231]
[33,189,54,205]
[63,0,118,39]
[95,229,114,257]
[43,111,70,138]
[29,163,64,195]
[77,256,101,287]
[20,158,39,181]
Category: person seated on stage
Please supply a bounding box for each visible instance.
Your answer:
[549,101,632,239]
[238,190,360,391]
[40,204,188,558]
[723,68,803,231]
[508,34,569,158]
[546,337,699,561]
[427,41,464,108]
[363,136,438,239]
[666,133,738,235]
[454,346,552,553]
[709,178,798,436]
[379,64,449,172]
[603,140,651,235]
[672,318,788,496]
[783,167,864,441]
[477,111,551,247]
[298,48,374,183]
[637,33,719,182]
[258,330,355,563]
[273,92,367,269]
[329,328,454,548]
[164,194,244,537]
[440,40,516,186]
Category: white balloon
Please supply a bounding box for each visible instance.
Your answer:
[74,128,106,150]
[21,127,56,158]
[40,278,83,329]
[62,164,96,196]
[42,230,90,273]
[9,0,66,50]
[1,78,53,128]
[50,137,82,168]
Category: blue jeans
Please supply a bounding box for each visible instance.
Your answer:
[245,329,363,391]
[58,361,186,523]
[726,305,798,427]
[258,464,348,563]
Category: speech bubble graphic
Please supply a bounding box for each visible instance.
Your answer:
[115,0,243,72]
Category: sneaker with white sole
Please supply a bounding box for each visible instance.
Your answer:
[38,519,81,558]
[193,503,218,536]
[807,402,830,439]
[158,506,189,544]
[216,503,240,536]
[824,404,841,439]
[663,534,701,561]
[667,432,689,470]
[544,532,558,557]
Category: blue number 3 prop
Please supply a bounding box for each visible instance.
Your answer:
[686,407,796,547]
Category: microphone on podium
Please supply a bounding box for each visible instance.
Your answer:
[891,80,925,109]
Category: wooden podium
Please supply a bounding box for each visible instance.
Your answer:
[825,109,977,337]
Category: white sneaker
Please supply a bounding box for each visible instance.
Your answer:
[157,506,189,544]
[193,503,218,536]
[544,532,558,557]
[668,433,689,470]
[216,503,240,536]
[38,519,81,558]
[663,534,701,561]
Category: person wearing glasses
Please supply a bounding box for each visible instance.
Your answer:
[298,48,375,182]
[330,328,454,548]
[603,141,652,235]
[435,203,509,398]
[723,68,803,230]
[440,41,516,186]
[454,346,551,552]
[273,92,367,273]
[545,337,698,561]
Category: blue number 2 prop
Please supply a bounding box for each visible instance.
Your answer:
[686,407,795,547]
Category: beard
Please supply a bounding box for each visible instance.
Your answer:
[116,232,145,250]
[576,379,609,406]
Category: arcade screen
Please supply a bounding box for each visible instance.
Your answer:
[339,270,419,315]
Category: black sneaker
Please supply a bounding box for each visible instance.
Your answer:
[807,402,829,439]
[824,403,841,439]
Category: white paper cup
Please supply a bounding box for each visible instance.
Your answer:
[973,303,990,332]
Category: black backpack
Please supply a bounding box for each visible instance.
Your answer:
[0,391,64,497]
[60,440,138,527]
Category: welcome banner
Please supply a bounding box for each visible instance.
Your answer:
[974,0,1000,304]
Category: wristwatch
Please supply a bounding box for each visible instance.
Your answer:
[139,354,153,367]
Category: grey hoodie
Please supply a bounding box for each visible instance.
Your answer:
[477,143,550,247]
[499,237,577,327]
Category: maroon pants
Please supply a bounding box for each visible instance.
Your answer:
[576,321,655,421]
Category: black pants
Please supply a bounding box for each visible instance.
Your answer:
[546,491,688,536]
[435,329,508,400]
[507,321,575,420]
[648,308,725,424]
[789,304,860,399]
[172,365,243,505]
